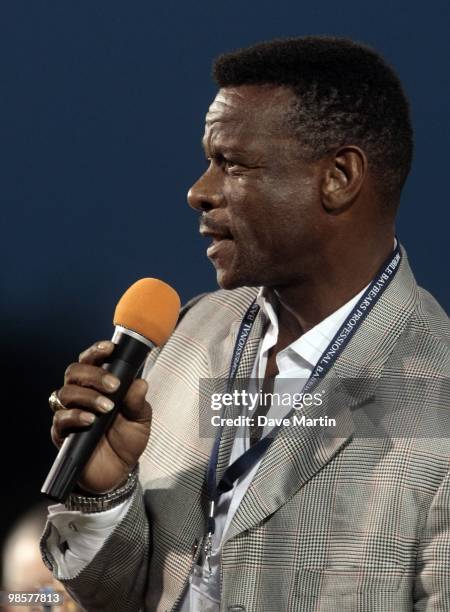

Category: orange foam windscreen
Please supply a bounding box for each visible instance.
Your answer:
[113,278,181,346]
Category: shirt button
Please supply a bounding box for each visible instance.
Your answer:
[68,521,78,532]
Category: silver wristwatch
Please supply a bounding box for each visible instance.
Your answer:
[65,465,139,513]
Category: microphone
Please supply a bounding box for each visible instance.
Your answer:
[41,278,180,503]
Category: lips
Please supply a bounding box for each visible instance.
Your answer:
[199,224,233,241]
[199,222,234,260]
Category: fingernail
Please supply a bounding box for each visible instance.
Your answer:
[103,374,120,391]
[97,342,110,350]
[81,413,95,425]
[96,396,115,412]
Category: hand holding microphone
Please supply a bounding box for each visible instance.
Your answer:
[41,278,180,501]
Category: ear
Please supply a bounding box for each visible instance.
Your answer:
[321,146,367,213]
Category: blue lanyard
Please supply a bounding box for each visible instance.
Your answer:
[203,243,401,561]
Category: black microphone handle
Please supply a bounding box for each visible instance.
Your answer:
[41,333,150,503]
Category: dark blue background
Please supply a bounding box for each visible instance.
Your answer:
[0,0,448,564]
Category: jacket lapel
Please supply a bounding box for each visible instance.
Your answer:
[224,245,419,543]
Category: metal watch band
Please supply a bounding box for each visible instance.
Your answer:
[65,465,139,513]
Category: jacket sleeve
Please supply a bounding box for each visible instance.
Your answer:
[39,292,209,611]
[414,466,450,610]
[40,483,149,611]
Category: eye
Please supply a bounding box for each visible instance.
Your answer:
[208,154,245,173]
[223,158,239,169]
[221,156,246,173]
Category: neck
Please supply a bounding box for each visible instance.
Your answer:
[272,237,395,337]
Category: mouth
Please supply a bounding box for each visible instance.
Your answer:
[199,224,234,260]
[199,224,233,240]
[206,236,234,258]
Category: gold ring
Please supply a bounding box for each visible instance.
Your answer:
[49,390,66,413]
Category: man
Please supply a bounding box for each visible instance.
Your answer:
[40,37,449,611]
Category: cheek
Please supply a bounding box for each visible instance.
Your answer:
[266,177,320,235]
[224,173,319,254]
[225,180,274,241]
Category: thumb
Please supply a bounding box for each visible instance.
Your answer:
[121,378,152,422]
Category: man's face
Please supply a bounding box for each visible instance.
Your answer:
[187,85,328,289]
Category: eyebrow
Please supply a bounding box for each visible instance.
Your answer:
[201,138,248,159]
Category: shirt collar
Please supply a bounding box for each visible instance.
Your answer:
[255,283,368,368]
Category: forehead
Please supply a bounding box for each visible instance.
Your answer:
[204,85,295,144]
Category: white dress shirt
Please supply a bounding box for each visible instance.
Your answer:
[45,283,368,609]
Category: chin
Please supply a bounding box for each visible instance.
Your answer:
[216,272,241,290]
[215,267,262,291]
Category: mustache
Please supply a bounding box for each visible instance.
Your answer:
[199,216,232,237]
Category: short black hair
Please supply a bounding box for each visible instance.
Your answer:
[213,37,413,204]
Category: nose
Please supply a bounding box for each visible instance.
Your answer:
[187,165,224,212]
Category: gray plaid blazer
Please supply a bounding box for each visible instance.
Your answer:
[41,245,450,611]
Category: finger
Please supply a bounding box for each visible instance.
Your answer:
[121,379,151,422]
[64,362,120,394]
[58,384,116,414]
[78,341,115,365]
[53,408,96,441]
[51,423,64,448]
